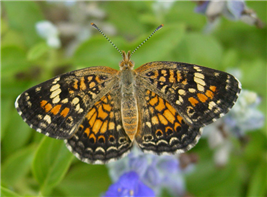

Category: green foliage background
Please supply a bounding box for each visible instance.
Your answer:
[1,1,266,197]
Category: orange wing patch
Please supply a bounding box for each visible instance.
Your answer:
[50,104,62,115]
[60,107,70,117]
[188,97,199,107]
[136,89,201,154]
[82,93,114,137]
[210,85,217,92]
[197,93,208,103]
[205,90,214,99]
[40,100,52,113]
[145,90,183,135]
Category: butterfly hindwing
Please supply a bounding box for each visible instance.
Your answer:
[65,90,132,164]
[15,66,118,139]
[136,62,241,127]
[135,89,202,154]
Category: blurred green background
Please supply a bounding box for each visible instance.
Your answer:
[1,1,266,197]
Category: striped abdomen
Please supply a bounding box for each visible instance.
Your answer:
[121,92,138,141]
[120,68,138,141]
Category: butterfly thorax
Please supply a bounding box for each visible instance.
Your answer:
[119,51,138,141]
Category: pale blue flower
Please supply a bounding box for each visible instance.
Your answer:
[194,0,264,32]
[195,0,245,21]
[224,89,264,135]
[107,146,189,196]
[35,21,61,48]
[153,0,176,11]
[104,171,155,197]
[46,0,76,6]
[203,88,264,166]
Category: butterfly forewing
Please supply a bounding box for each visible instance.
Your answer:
[15,66,118,139]
[136,61,241,127]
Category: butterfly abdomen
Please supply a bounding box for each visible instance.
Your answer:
[120,69,138,141]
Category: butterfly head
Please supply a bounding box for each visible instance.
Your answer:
[119,51,135,70]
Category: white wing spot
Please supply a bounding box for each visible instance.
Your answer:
[214,72,220,77]
[208,101,216,110]
[75,103,81,112]
[44,114,52,124]
[72,97,80,105]
[116,124,122,131]
[50,88,62,99]
[50,84,60,92]
[27,101,32,107]
[194,77,206,86]
[36,86,42,92]
[188,88,196,93]
[52,96,60,104]
[146,122,152,128]
[52,77,60,84]
[194,72,204,79]
[178,89,186,95]
[197,84,205,92]
[61,98,68,103]
[194,66,202,72]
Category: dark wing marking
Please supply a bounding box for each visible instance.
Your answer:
[136,62,241,127]
[135,89,202,154]
[15,66,118,139]
[65,90,132,164]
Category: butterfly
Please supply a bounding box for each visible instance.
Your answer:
[15,24,241,164]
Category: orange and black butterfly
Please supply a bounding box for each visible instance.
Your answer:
[15,24,241,164]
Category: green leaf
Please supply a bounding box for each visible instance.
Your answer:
[239,59,266,96]
[165,2,206,30]
[186,157,242,196]
[1,28,25,49]
[27,42,50,61]
[1,108,32,159]
[73,37,120,70]
[57,163,111,196]
[221,49,238,68]
[3,1,44,47]
[2,144,36,186]
[130,24,186,67]
[32,137,73,195]
[1,186,21,197]
[1,46,30,77]
[0,97,13,140]
[101,1,150,37]
[174,33,223,69]
[247,159,267,197]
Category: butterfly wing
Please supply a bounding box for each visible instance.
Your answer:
[15,66,119,139]
[65,89,132,164]
[135,89,202,154]
[136,61,241,127]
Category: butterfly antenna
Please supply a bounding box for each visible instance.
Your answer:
[131,24,164,57]
[91,23,123,57]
